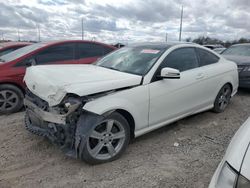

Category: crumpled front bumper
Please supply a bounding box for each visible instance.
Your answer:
[24,96,105,159]
[24,97,81,156]
[24,98,80,125]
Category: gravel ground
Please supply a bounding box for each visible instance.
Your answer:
[0,89,250,188]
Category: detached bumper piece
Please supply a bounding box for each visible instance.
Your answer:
[24,95,104,160]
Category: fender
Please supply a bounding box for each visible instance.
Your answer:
[82,85,149,131]
[75,111,104,159]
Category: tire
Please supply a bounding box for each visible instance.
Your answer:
[0,84,24,114]
[212,84,232,113]
[80,112,130,164]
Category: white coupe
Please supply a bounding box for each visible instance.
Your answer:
[24,42,238,164]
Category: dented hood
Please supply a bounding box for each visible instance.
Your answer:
[24,64,142,106]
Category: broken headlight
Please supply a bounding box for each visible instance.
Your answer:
[64,97,81,109]
[53,97,82,115]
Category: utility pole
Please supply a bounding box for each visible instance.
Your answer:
[17,29,20,41]
[179,5,183,41]
[1,32,4,41]
[165,33,168,42]
[81,18,84,40]
[37,24,41,42]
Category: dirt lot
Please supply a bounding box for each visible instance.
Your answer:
[0,89,250,188]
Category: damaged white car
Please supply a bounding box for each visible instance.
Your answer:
[24,43,238,164]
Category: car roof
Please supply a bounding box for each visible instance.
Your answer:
[38,40,116,49]
[0,41,32,48]
[231,43,250,47]
[127,42,197,49]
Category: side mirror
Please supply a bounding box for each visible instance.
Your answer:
[159,67,180,79]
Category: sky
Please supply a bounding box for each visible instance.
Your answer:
[0,0,250,44]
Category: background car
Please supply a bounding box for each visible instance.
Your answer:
[209,118,250,188]
[24,42,238,164]
[213,47,226,54]
[0,41,31,57]
[203,44,226,54]
[222,43,250,88]
[0,40,116,114]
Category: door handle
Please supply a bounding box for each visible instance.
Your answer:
[196,73,204,80]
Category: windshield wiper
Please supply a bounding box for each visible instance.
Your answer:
[99,65,120,72]
[107,67,120,71]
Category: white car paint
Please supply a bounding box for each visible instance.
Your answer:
[25,43,238,138]
[209,118,250,187]
[24,64,142,106]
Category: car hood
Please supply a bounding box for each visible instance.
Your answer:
[24,65,142,106]
[224,118,250,173]
[222,55,250,65]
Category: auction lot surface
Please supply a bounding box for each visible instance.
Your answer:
[0,90,250,188]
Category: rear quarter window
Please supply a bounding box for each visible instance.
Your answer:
[197,48,219,66]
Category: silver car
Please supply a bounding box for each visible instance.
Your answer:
[209,118,250,188]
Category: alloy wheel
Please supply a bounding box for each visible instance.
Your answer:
[87,119,126,160]
[218,86,231,111]
[0,90,19,111]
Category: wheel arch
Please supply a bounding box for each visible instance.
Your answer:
[219,82,233,96]
[225,82,233,93]
[102,108,136,139]
[0,82,25,94]
[115,109,135,139]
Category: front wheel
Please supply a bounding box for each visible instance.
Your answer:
[212,84,232,113]
[80,112,130,164]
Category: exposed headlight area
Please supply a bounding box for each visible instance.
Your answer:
[56,96,83,115]
[216,162,237,188]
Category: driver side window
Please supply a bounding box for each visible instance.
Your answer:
[161,47,199,72]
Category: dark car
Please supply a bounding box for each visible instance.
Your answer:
[0,42,32,57]
[222,43,250,88]
[0,40,116,114]
[203,44,226,54]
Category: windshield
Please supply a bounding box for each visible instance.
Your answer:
[0,42,46,63]
[95,46,167,75]
[222,45,250,56]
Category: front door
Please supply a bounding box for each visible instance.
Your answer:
[149,47,206,126]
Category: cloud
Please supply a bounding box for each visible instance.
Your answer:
[0,0,250,43]
[92,0,180,23]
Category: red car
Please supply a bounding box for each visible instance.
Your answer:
[0,40,116,114]
[0,42,32,57]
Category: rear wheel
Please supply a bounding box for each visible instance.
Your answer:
[80,112,130,164]
[212,84,232,113]
[0,84,24,114]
